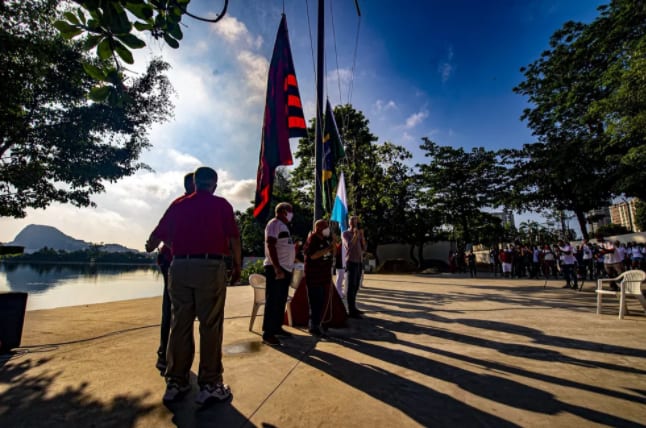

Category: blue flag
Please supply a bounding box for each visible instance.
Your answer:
[330,172,348,232]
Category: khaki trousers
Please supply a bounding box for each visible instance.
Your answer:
[166,258,227,386]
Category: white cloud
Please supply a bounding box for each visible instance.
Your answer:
[237,50,269,101]
[211,15,263,49]
[374,99,397,112]
[438,46,455,83]
[405,110,429,129]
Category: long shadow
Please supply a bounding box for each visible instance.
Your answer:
[360,317,646,404]
[362,284,597,313]
[0,356,156,427]
[0,356,251,428]
[358,287,646,359]
[277,343,520,427]
[327,332,644,427]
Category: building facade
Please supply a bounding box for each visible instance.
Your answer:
[609,198,641,232]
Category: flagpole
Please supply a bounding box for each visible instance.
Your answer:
[314,0,325,222]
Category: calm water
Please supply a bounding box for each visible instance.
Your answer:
[0,262,163,311]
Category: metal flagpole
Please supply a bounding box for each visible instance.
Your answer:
[314,0,325,223]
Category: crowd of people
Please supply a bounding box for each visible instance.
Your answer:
[146,167,368,406]
[486,236,645,288]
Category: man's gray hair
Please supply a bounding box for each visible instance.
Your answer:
[275,202,292,215]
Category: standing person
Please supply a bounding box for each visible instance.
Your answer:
[154,173,195,375]
[500,246,512,278]
[334,235,345,298]
[597,234,623,291]
[558,239,578,289]
[262,202,296,346]
[343,216,366,318]
[304,219,335,336]
[580,239,594,281]
[542,245,556,278]
[145,166,241,405]
[467,249,477,278]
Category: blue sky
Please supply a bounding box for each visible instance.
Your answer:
[0,0,606,249]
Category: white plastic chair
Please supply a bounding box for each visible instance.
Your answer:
[285,263,304,326]
[596,270,646,319]
[248,273,266,331]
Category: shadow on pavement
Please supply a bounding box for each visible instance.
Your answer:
[271,283,646,426]
[0,356,155,427]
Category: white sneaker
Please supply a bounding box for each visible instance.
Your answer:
[163,382,190,403]
[195,383,231,405]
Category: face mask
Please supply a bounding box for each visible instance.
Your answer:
[322,228,330,237]
[285,212,294,222]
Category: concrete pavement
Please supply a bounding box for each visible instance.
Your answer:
[1,274,645,427]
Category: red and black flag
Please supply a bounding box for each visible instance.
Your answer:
[253,14,307,221]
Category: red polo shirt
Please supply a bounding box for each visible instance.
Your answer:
[152,190,239,256]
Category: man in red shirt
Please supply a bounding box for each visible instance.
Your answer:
[146,166,241,406]
[154,172,194,375]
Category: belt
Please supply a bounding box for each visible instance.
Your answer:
[174,254,224,260]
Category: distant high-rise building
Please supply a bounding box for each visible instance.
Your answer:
[609,198,640,232]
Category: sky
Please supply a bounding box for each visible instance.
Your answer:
[0,0,607,250]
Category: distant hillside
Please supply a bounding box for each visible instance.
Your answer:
[8,224,137,254]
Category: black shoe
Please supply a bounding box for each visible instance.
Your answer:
[562,284,571,289]
[262,335,281,346]
[349,312,363,319]
[276,328,293,338]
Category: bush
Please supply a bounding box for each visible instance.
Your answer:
[240,259,265,284]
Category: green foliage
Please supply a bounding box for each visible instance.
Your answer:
[596,223,630,237]
[0,0,174,217]
[634,199,646,232]
[53,0,226,101]
[416,139,505,246]
[7,247,155,264]
[240,259,265,284]
[512,0,646,236]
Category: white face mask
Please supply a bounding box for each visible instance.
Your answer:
[285,212,294,222]
[322,228,331,237]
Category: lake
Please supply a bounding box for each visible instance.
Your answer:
[0,262,164,311]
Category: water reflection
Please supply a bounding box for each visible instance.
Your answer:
[0,262,162,311]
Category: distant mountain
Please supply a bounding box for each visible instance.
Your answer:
[8,224,138,254]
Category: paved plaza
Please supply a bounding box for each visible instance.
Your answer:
[1,273,645,427]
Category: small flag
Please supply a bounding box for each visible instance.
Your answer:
[322,100,346,212]
[330,172,348,232]
[254,15,307,221]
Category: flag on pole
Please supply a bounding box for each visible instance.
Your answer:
[330,172,348,232]
[322,100,346,212]
[254,14,307,221]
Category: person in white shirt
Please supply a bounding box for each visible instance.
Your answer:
[596,234,623,291]
[558,240,578,289]
[580,239,594,281]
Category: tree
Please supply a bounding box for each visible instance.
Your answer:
[586,1,646,200]
[417,138,504,246]
[54,0,228,101]
[511,16,615,240]
[634,199,646,233]
[291,105,425,258]
[1,0,174,217]
[513,0,646,232]
[596,223,630,237]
